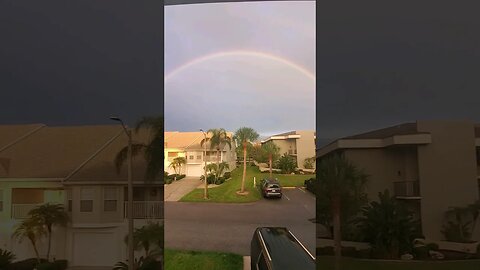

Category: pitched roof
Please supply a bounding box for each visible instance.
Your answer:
[65,128,157,182]
[0,124,45,151]
[164,131,234,150]
[0,125,122,178]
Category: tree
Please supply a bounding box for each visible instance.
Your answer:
[261,142,280,177]
[168,156,186,181]
[125,222,163,258]
[441,200,480,242]
[115,116,163,182]
[317,153,368,270]
[234,127,259,193]
[303,156,316,170]
[356,190,421,259]
[12,218,46,263]
[27,203,69,261]
[276,153,296,174]
[201,128,232,181]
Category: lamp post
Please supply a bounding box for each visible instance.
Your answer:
[200,129,208,199]
[110,117,134,270]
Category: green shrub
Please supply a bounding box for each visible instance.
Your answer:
[0,249,15,269]
[413,245,430,260]
[52,260,68,270]
[9,258,47,270]
[223,171,231,179]
[36,262,56,270]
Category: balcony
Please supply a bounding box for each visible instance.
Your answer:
[12,203,65,219]
[288,149,298,155]
[124,201,163,219]
[393,181,421,199]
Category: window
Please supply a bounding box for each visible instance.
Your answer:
[189,155,194,160]
[197,155,202,160]
[0,189,3,212]
[66,189,72,212]
[103,187,117,212]
[80,188,94,212]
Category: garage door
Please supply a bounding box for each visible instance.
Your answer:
[72,232,118,266]
[187,164,203,176]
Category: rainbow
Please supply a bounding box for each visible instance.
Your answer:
[164,50,316,82]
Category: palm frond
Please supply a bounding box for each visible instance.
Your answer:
[114,143,147,174]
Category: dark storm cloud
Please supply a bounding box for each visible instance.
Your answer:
[0,1,163,127]
[317,1,480,141]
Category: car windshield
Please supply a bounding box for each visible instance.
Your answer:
[268,184,280,188]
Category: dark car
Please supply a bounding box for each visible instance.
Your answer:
[250,227,316,270]
[259,178,282,198]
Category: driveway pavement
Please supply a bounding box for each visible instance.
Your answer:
[164,176,202,201]
[164,188,316,256]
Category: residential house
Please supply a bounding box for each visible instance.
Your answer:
[0,124,162,267]
[261,130,316,170]
[316,120,480,241]
[164,131,236,177]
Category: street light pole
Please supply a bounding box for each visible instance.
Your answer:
[200,129,208,199]
[110,117,134,270]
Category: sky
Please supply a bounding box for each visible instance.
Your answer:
[164,1,316,137]
[316,1,480,144]
[0,1,163,127]
[1,0,479,144]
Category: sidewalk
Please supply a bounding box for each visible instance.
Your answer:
[243,256,251,270]
[164,176,202,201]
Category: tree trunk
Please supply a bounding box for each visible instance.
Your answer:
[216,148,220,180]
[240,143,247,193]
[29,238,41,264]
[46,228,52,261]
[332,196,342,270]
[269,154,272,178]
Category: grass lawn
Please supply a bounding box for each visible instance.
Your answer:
[164,249,243,270]
[317,256,480,270]
[180,165,314,203]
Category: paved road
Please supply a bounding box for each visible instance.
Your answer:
[164,188,316,256]
[164,176,202,201]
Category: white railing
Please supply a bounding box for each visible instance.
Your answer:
[11,204,43,219]
[124,201,163,219]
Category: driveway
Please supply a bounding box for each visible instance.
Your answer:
[164,176,202,201]
[164,188,316,256]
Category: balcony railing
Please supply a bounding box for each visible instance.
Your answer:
[393,181,421,198]
[124,201,163,219]
[12,203,66,219]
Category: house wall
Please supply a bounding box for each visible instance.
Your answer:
[296,131,316,169]
[416,120,479,241]
[0,180,66,261]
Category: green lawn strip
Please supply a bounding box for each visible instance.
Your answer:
[164,249,243,270]
[317,256,480,270]
[180,166,314,203]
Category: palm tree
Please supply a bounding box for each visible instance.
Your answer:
[115,116,163,182]
[234,127,259,193]
[261,141,280,177]
[27,203,69,261]
[124,222,163,258]
[201,128,232,180]
[168,156,186,181]
[12,218,46,263]
[317,153,368,270]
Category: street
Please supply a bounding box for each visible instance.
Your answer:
[164,188,316,256]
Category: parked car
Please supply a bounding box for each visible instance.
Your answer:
[250,227,316,270]
[259,178,282,198]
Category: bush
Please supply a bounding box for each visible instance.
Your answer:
[52,260,68,270]
[36,262,56,270]
[413,245,430,260]
[0,249,15,269]
[223,171,231,179]
[8,258,47,270]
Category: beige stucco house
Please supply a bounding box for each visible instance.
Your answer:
[261,130,316,170]
[164,131,236,177]
[317,120,480,241]
[0,124,162,267]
